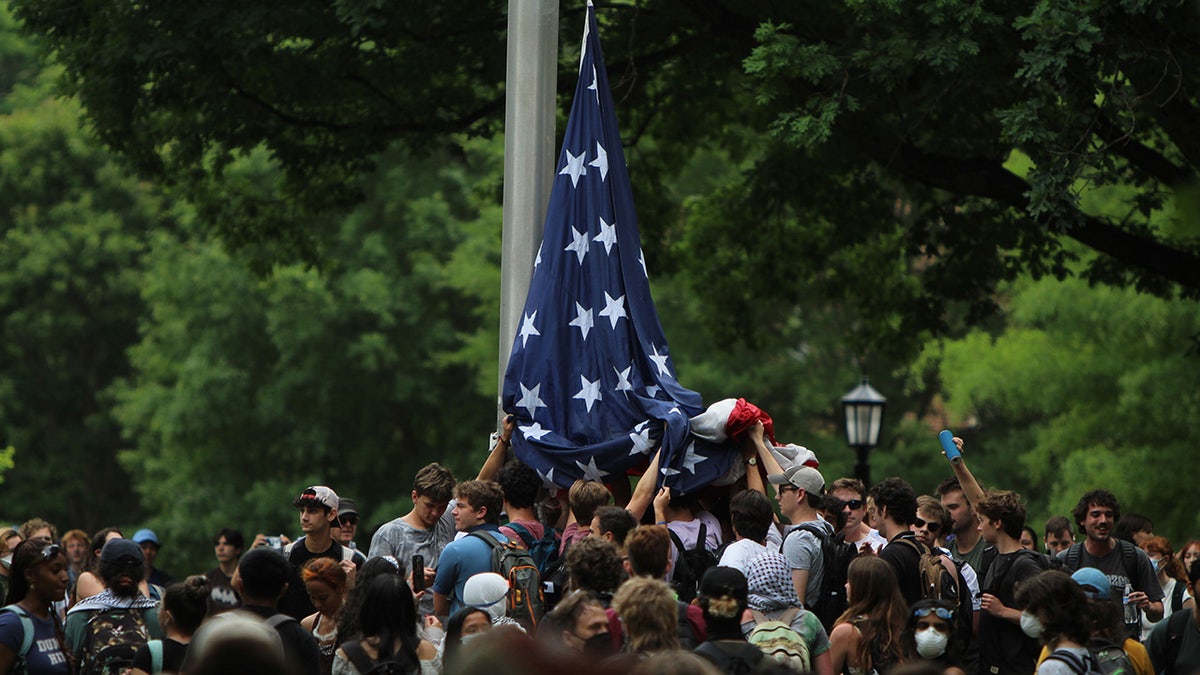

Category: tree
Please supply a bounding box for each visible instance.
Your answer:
[10,0,1200,358]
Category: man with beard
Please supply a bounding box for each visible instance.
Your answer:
[64,539,162,667]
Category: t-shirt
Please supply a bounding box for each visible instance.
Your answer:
[978,550,1047,675]
[0,607,71,674]
[949,534,989,575]
[844,528,889,555]
[1038,647,1091,675]
[280,537,360,620]
[667,511,724,581]
[368,503,457,617]
[1058,541,1163,637]
[720,527,786,574]
[430,525,507,616]
[241,604,321,675]
[781,519,833,606]
[499,519,545,545]
[131,638,189,674]
[559,521,589,554]
[878,532,928,607]
[740,608,831,656]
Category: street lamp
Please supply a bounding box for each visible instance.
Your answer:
[842,376,886,486]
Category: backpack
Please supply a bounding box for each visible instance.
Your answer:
[1,604,35,674]
[79,607,151,675]
[668,524,718,604]
[1086,637,1135,675]
[340,639,418,675]
[695,639,774,674]
[1163,608,1194,675]
[469,531,546,630]
[747,608,810,672]
[783,524,857,632]
[894,537,960,603]
[506,521,561,576]
[1046,648,1103,675]
[145,639,164,675]
[1170,579,1188,615]
[1062,540,1138,577]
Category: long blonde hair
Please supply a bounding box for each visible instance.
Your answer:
[836,556,910,671]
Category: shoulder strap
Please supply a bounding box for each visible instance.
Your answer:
[1117,539,1140,579]
[1065,543,1083,571]
[696,523,707,551]
[469,530,503,550]
[793,522,828,542]
[748,609,768,625]
[1,604,35,659]
[1171,578,1187,614]
[506,522,535,548]
[1164,607,1193,675]
[1046,649,1089,675]
[148,639,163,674]
[778,607,801,626]
[266,613,297,630]
[341,640,377,674]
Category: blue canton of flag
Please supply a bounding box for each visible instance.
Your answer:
[501,1,733,494]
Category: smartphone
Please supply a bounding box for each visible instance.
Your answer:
[265,535,283,551]
[412,554,425,592]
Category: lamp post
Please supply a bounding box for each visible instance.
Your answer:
[842,376,886,486]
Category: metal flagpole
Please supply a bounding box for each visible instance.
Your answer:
[499,0,559,413]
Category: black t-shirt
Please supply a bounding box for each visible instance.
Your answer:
[131,638,188,674]
[977,550,1045,675]
[242,604,321,675]
[279,537,357,620]
[879,532,925,605]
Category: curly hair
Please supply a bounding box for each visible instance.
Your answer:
[496,460,541,509]
[1071,489,1120,529]
[413,462,457,503]
[836,556,910,672]
[1014,570,1091,647]
[19,518,58,543]
[565,535,625,595]
[612,577,679,653]
[975,490,1027,540]
[868,477,917,526]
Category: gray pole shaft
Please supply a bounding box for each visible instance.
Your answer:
[498,0,559,414]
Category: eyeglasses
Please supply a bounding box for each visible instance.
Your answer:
[914,517,942,534]
[844,499,865,510]
[913,607,955,620]
[778,485,798,494]
[337,516,358,527]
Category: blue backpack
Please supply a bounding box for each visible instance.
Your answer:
[505,522,560,575]
[1,604,34,674]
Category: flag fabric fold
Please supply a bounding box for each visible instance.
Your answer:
[501,0,733,493]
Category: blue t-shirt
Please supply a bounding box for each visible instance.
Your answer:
[0,607,71,674]
[431,525,506,615]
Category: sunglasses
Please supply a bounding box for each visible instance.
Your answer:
[914,607,955,620]
[337,516,358,527]
[914,517,942,534]
[41,544,62,561]
[844,499,865,510]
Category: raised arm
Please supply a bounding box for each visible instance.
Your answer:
[625,449,662,522]
[947,437,986,507]
[476,415,516,481]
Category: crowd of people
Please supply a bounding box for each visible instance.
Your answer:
[1,417,1198,675]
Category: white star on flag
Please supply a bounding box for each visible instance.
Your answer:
[681,441,708,474]
[576,456,609,482]
[660,465,681,478]
[588,65,599,104]
[516,383,547,417]
[569,302,594,341]
[573,374,603,412]
[559,149,587,187]
[534,244,542,270]
[649,345,671,376]
[518,311,540,348]
[520,421,552,442]
[599,292,627,329]
[593,216,617,254]
[564,227,590,265]
[645,385,661,398]
[537,467,558,490]
[589,141,608,181]
[638,249,648,278]
[614,363,633,392]
[629,422,655,456]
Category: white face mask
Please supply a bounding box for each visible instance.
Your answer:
[1019,611,1045,639]
[914,627,950,658]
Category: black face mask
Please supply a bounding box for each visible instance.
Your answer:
[582,632,614,658]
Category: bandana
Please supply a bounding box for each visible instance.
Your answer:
[68,588,159,615]
[745,551,800,612]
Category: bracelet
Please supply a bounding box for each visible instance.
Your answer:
[498,437,511,447]
[656,521,667,525]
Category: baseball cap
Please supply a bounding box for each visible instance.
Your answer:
[132,529,160,546]
[699,566,749,602]
[1071,567,1111,600]
[100,538,145,566]
[767,464,825,495]
[293,486,339,511]
[337,498,359,518]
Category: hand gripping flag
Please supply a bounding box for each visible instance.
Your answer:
[501,1,733,494]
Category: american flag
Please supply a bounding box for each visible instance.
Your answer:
[501,0,734,494]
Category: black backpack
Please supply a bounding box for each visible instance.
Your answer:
[782,523,857,632]
[79,607,151,675]
[506,521,561,576]
[668,524,718,604]
[1162,607,1194,675]
[340,640,418,675]
[1062,540,1138,577]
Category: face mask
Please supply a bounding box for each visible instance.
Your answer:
[1019,611,1045,639]
[583,632,614,658]
[0,555,10,571]
[1151,558,1160,572]
[914,627,949,658]
[460,632,486,645]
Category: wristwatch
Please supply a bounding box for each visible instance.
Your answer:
[745,457,757,466]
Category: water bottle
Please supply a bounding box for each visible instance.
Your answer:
[1123,582,1139,625]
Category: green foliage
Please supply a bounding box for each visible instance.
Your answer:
[931,275,1200,542]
